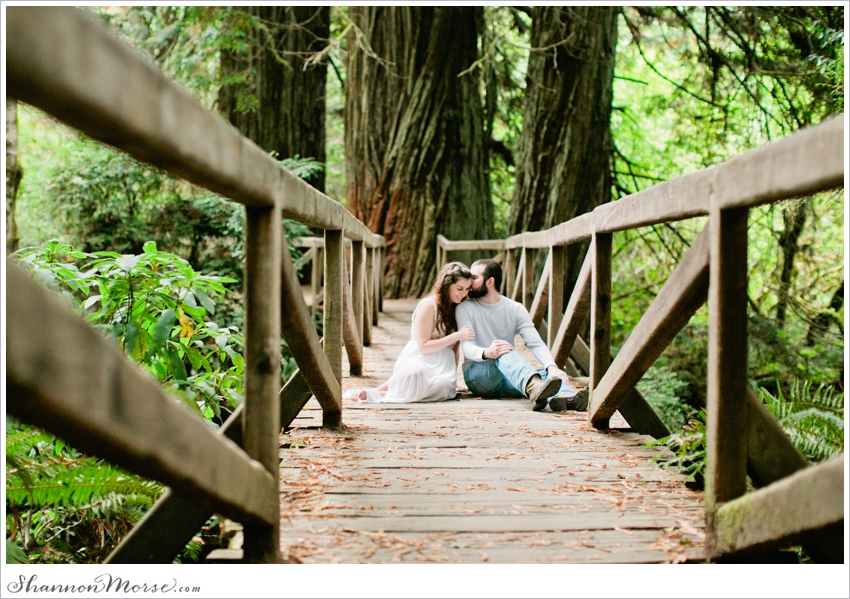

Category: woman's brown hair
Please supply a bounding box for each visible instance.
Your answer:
[429,261,472,336]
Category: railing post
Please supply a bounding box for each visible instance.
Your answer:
[375,246,384,316]
[242,206,282,563]
[548,245,564,349]
[323,229,344,428]
[502,247,513,295]
[352,240,365,345]
[365,247,374,343]
[522,246,533,310]
[706,205,750,554]
[309,246,320,324]
[589,232,612,424]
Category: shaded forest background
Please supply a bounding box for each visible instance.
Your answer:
[4,6,845,563]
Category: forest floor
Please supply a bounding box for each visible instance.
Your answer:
[276,299,706,564]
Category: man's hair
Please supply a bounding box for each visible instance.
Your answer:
[472,259,502,292]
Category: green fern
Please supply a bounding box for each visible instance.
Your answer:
[759,379,844,462]
[6,463,162,508]
[645,408,707,484]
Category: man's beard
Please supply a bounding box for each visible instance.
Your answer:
[467,285,487,299]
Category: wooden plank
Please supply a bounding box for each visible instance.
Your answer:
[570,336,669,440]
[5,262,277,526]
[279,513,687,534]
[342,260,364,376]
[505,212,595,250]
[590,225,710,427]
[745,388,807,487]
[323,229,344,428]
[712,455,844,560]
[548,246,565,349]
[551,246,593,366]
[705,207,749,521]
[242,207,282,563]
[438,239,506,251]
[107,367,314,564]
[279,228,341,417]
[529,249,552,328]
[589,232,612,416]
[4,7,384,248]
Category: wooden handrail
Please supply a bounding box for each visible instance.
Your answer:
[441,115,845,561]
[5,7,384,248]
[5,262,278,526]
[5,5,387,562]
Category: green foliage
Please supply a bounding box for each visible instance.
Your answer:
[636,364,693,432]
[759,380,844,463]
[15,240,248,420]
[646,409,707,485]
[6,419,162,564]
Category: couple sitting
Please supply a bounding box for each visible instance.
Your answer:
[348,259,587,412]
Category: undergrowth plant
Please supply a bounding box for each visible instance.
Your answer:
[758,379,844,462]
[7,240,296,563]
[647,377,845,488]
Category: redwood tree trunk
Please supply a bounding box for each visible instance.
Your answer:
[6,98,22,255]
[508,7,618,294]
[219,7,329,191]
[345,7,493,298]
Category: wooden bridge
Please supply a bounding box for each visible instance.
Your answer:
[4,6,845,566]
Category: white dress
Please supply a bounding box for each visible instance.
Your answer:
[365,298,458,403]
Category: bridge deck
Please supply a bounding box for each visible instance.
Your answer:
[279,299,706,563]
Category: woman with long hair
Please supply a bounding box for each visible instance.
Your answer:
[346,261,475,403]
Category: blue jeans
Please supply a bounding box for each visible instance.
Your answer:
[462,350,575,399]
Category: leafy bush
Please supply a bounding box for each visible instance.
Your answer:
[648,377,845,490]
[8,239,298,563]
[636,364,692,431]
[16,240,250,420]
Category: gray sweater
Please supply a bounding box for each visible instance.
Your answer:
[455,296,556,368]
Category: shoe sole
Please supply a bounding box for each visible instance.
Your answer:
[550,389,589,412]
[530,377,562,411]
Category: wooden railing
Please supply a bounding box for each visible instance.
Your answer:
[5,7,384,563]
[441,115,845,561]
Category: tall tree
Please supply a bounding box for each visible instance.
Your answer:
[345,6,494,298]
[6,98,22,254]
[219,7,329,192]
[507,7,619,292]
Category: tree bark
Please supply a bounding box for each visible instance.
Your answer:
[345,7,493,298]
[219,7,329,192]
[508,7,618,297]
[6,98,22,255]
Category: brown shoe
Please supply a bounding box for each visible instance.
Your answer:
[527,376,562,411]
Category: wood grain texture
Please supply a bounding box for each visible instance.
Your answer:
[590,225,710,426]
[712,456,844,560]
[705,207,749,518]
[529,249,552,328]
[323,230,344,427]
[589,232,612,418]
[548,246,565,346]
[271,298,707,564]
[551,245,593,367]
[243,206,282,562]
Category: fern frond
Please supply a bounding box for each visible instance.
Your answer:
[6,462,162,509]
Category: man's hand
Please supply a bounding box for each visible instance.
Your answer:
[483,340,513,360]
[547,365,571,386]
